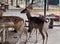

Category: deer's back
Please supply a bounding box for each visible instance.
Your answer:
[29,17,44,24]
[0,16,24,23]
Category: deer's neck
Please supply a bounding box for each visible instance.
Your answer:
[26,12,31,20]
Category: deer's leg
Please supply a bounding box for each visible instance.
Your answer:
[16,32,23,44]
[39,30,45,44]
[44,23,49,44]
[16,29,23,44]
[28,26,33,41]
[44,30,48,44]
[35,29,38,43]
[23,28,28,44]
[45,31,48,44]
[16,21,24,44]
[24,28,28,42]
[6,28,9,39]
[26,32,28,42]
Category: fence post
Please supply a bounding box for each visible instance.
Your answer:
[44,0,46,16]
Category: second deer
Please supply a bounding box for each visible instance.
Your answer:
[21,8,50,44]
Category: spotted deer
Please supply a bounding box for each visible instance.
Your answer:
[0,16,30,44]
[21,8,50,44]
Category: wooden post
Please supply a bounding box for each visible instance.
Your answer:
[46,0,49,11]
[11,0,13,5]
[7,0,8,4]
[16,0,20,8]
[25,0,27,8]
[44,0,46,16]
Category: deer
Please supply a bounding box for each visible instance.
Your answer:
[21,8,50,44]
[0,16,29,44]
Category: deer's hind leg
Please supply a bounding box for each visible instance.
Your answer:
[22,27,28,43]
[28,25,33,41]
[43,22,49,44]
[35,28,38,43]
[44,28,48,44]
[45,31,48,44]
[39,30,45,44]
[39,24,45,44]
[15,21,24,44]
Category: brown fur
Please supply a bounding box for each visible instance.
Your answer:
[0,16,24,32]
[21,8,49,44]
[0,16,26,44]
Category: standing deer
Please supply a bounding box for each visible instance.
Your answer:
[21,8,50,44]
[0,16,29,44]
